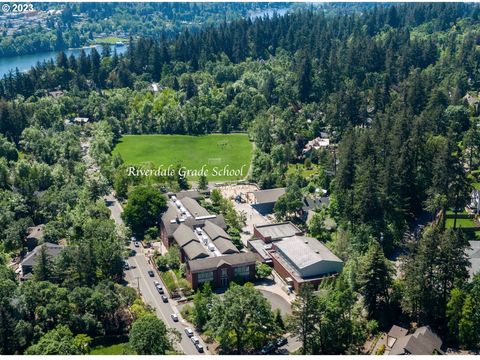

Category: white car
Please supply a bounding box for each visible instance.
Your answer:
[184,328,194,337]
[171,313,179,322]
[191,336,200,344]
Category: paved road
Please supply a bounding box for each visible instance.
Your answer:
[104,193,207,355]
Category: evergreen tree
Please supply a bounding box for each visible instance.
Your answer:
[33,244,53,282]
[358,242,393,321]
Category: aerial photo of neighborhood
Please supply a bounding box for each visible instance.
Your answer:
[0,1,480,357]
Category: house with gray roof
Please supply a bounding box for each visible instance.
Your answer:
[21,242,64,279]
[387,325,443,355]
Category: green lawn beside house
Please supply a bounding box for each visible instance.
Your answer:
[445,217,477,229]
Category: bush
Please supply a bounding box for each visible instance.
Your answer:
[180,304,194,322]
[376,344,385,355]
[160,271,177,293]
[177,278,192,296]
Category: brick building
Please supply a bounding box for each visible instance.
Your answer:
[159,193,257,290]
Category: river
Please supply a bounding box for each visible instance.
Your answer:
[0,44,127,78]
[0,8,289,79]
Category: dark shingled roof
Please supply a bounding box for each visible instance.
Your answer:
[203,220,230,241]
[253,188,286,204]
[21,242,64,267]
[203,221,238,254]
[181,197,210,217]
[388,325,408,340]
[183,242,209,260]
[188,252,257,273]
[175,190,205,200]
[302,197,330,211]
[390,326,443,355]
[173,224,199,248]
[161,203,226,238]
[213,238,239,254]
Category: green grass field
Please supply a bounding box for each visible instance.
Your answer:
[89,343,135,355]
[445,217,478,229]
[94,37,128,45]
[113,134,253,181]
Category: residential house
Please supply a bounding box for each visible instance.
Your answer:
[302,136,330,155]
[386,325,443,355]
[20,242,64,280]
[300,196,330,222]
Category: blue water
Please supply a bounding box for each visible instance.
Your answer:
[0,44,127,78]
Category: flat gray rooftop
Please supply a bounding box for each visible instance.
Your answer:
[254,222,301,240]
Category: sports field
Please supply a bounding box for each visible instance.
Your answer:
[113,134,253,181]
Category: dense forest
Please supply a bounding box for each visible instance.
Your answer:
[1,2,480,355]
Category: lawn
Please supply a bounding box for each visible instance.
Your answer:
[94,37,128,45]
[445,217,477,229]
[287,163,320,178]
[89,343,135,355]
[113,134,253,181]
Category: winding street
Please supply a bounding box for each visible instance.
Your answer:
[104,193,208,355]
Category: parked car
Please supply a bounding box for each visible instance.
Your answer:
[134,241,140,248]
[260,342,276,355]
[123,261,130,270]
[161,295,168,303]
[191,336,200,344]
[156,284,164,294]
[184,328,194,337]
[195,343,204,353]
[276,337,288,347]
[147,270,154,277]
[171,313,179,322]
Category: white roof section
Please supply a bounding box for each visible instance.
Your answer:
[275,236,343,278]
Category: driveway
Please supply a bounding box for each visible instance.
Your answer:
[259,289,292,316]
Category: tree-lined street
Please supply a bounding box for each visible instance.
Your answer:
[105,193,208,355]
